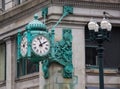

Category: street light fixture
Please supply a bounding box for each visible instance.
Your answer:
[88,18,112,89]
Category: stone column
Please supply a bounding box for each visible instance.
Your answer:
[5,37,15,89]
[39,62,45,89]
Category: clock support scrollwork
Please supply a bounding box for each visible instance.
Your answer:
[42,6,73,79]
[42,29,73,79]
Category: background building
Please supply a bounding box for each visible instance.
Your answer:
[0,0,120,89]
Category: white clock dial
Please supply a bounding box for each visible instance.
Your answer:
[20,36,27,57]
[32,35,50,56]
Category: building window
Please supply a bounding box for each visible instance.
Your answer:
[0,0,5,11]
[85,25,120,68]
[85,46,97,66]
[85,25,98,67]
[0,43,6,81]
[17,59,39,77]
[17,0,21,4]
[15,0,28,5]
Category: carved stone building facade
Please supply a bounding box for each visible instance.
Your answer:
[0,0,120,89]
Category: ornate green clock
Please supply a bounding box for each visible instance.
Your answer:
[17,6,73,79]
[17,14,53,63]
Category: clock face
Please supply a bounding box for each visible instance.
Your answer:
[32,35,50,56]
[20,36,28,57]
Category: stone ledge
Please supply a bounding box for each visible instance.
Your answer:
[78,0,120,3]
[15,72,39,83]
[0,80,6,87]
[86,75,120,87]
[0,0,120,23]
[86,68,120,76]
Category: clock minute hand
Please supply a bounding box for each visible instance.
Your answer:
[38,37,42,44]
[42,41,47,44]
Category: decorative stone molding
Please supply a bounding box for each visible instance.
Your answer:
[51,0,120,10]
[0,0,120,27]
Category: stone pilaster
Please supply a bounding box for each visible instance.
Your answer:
[39,62,45,89]
[72,27,86,89]
[5,37,15,89]
[5,0,13,10]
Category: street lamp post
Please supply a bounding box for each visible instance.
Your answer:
[88,18,112,89]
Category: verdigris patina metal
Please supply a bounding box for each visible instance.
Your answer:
[55,29,73,78]
[42,6,73,79]
[42,29,73,78]
[17,6,73,79]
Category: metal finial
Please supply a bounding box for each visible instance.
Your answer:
[34,14,38,20]
[18,29,21,33]
[103,11,113,18]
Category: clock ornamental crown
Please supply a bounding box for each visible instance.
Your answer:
[26,14,47,31]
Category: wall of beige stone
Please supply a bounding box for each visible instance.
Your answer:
[0,2,120,89]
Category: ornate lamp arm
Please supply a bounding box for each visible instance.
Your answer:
[50,6,73,58]
[42,7,48,24]
[51,6,73,30]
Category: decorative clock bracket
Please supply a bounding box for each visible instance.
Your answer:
[42,6,73,79]
[42,28,73,79]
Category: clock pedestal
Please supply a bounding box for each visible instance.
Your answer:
[39,63,73,89]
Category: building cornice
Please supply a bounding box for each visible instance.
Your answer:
[51,0,120,10]
[0,0,120,23]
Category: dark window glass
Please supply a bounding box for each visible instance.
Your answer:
[103,27,120,68]
[16,0,28,5]
[17,59,39,77]
[85,46,97,65]
[1,0,5,10]
[0,43,6,81]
